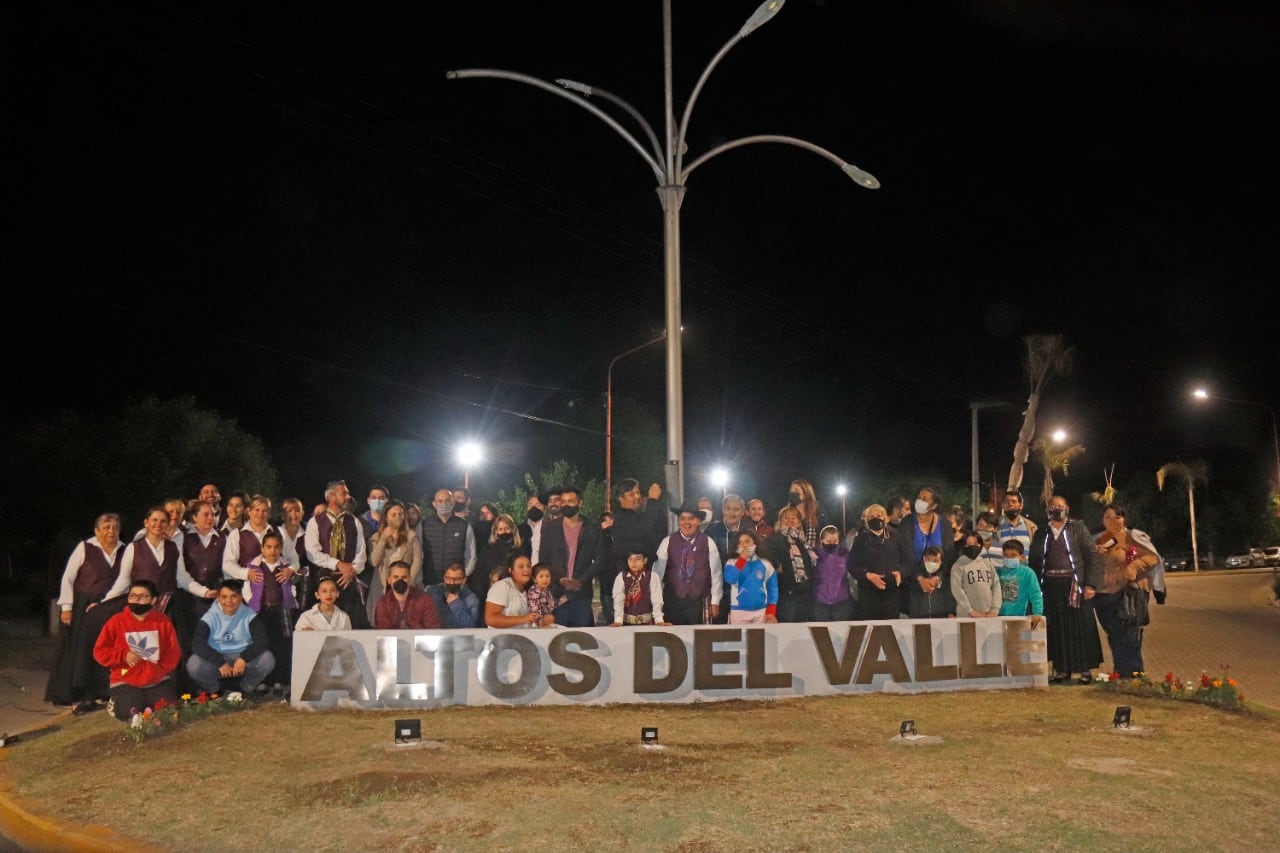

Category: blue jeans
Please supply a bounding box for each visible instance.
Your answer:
[1093,590,1144,677]
[186,650,276,693]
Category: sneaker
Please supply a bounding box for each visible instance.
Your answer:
[1078,672,1093,685]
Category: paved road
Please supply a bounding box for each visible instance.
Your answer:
[1,569,1276,741]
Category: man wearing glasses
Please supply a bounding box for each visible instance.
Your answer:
[92,579,182,721]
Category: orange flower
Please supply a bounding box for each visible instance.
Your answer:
[1227,679,1237,687]
[1213,679,1222,688]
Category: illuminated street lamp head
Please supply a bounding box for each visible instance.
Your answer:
[739,0,786,38]
[710,467,729,490]
[836,484,848,497]
[1051,429,1068,444]
[841,162,881,189]
[457,442,483,468]
[1193,388,1210,400]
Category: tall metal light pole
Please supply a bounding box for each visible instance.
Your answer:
[606,331,666,511]
[970,402,1010,516]
[1193,388,1280,496]
[448,0,879,508]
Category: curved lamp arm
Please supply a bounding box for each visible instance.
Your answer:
[556,79,665,166]
[681,134,880,188]
[447,69,665,182]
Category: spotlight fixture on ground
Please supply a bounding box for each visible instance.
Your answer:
[395,718,422,745]
[641,726,659,746]
[1112,706,1131,728]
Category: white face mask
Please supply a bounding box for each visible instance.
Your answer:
[914,499,931,515]
[924,561,941,572]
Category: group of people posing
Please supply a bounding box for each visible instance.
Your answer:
[47,475,1164,723]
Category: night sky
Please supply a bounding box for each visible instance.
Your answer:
[12,1,1280,514]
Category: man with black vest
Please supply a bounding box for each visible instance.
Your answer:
[304,480,369,629]
[421,487,476,586]
[654,504,723,625]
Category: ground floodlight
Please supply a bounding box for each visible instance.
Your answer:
[641,726,659,745]
[395,718,422,745]
[899,720,916,737]
[1112,706,1131,728]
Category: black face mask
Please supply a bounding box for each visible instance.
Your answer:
[560,505,580,519]
[963,545,983,560]
[788,493,803,507]
[497,533,513,542]
[1004,509,1020,521]
[391,579,409,594]
[128,602,152,616]
[526,507,544,522]
[866,518,886,532]
[453,501,467,513]
[444,583,464,595]
[1047,508,1067,522]
[821,543,839,554]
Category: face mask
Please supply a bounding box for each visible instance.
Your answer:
[866,518,885,532]
[924,561,941,572]
[914,499,931,515]
[453,501,467,513]
[435,503,453,518]
[821,543,839,553]
[497,533,513,542]
[444,583,463,595]
[1004,509,1020,521]
[526,507,544,522]
[368,498,386,513]
[128,602,152,616]
[788,492,803,507]
[560,505,580,519]
[392,579,409,594]
[1047,508,1067,522]
[1003,557,1022,569]
[977,529,993,542]
[963,545,982,559]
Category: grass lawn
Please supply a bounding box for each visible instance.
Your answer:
[4,686,1278,852]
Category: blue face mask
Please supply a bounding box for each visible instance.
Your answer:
[1003,557,1022,569]
[368,498,386,513]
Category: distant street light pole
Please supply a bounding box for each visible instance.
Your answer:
[448,0,879,508]
[456,441,482,490]
[1193,388,1280,496]
[970,402,1010,516]
[605,331,666,511]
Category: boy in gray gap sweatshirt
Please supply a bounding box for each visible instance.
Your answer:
[951,532,1002,618]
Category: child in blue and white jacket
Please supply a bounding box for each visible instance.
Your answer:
[723,530,779,624]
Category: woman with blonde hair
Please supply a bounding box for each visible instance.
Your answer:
[474,513,524,601]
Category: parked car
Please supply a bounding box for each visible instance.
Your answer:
[1164,552,1196,572]
[1263,546,1280,567]
[1224,548,1266,569]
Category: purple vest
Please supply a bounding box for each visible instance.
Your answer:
[74,540,123,596]
[1044,529,1074,576]
[313,512,359,563]
[622,568,655,618]
[235,525,277,568]
[183,531,226,587]
[664,533,712,600]
[130,539,179,595]
[248,560,297,612]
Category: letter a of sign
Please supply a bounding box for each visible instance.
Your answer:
[299,636,373,701]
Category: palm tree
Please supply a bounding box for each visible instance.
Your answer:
[1157,461,1209,572]
[1007,334,1075,496]
[1033,436,1086,508]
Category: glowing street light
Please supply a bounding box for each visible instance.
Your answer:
[456,441,483,490]
[1192,387,1280,494]
[835,483,848,533]
[710,466,730,499]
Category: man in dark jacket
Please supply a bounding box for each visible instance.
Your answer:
[421,488,476,586]
[540,485,605,627]
[603,479,668,625]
